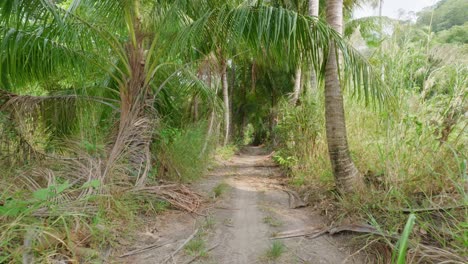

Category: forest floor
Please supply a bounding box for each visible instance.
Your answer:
[115,146,369,263]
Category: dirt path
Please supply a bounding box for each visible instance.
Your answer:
[119,146,366,263]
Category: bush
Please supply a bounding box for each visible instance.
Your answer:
[155,122,215,182]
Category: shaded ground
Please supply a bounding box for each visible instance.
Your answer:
[117,146,368,263]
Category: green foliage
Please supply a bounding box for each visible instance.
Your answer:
[212,182,229,198]
[263,216,283,227]
[184,236,207,257]
[216,144,239,160]
[417,0,468,32]
[155,122,215,182]
[436,22,468,44]
[274,17,467,262]
[393,214,416,264]
[266,241,285,260]
[274,96,326,185]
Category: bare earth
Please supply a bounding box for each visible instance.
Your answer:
[117,146,368,264]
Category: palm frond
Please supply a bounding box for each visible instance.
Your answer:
[174,5,387,105]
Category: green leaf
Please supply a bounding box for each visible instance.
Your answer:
[394,214,416,264]
[82,179,101,189]
[0,199,29,216]
[55,181,72,194]
[33,188,52,201]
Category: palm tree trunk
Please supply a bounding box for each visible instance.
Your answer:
[251,62,257,94]
[201,109,216,156]
[325,0,362,193]
[192,95,199,121]
[291,63,302,105]
[104,1,153,186]
[308,0,319,95]
[201,65,215,156]
[309,0,319,17]
[221,58,230,146]
[229,64,236,138]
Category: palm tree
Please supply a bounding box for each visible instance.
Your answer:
[309,0,319,94]
[0,0,213,185]
[309,0,320,16]
[220,56,231,145]
[324,0,363,192]
[1,0,377,187]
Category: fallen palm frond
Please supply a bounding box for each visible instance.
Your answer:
[271,223,398,240]
[410,243,468,264]
[130,184,202,212]
[282,189,308,209]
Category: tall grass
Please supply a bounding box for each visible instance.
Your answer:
[155,121,216,182]
[274,26,467,262]
[0,117,217,262]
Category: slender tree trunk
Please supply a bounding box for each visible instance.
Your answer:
[291,62,302,105]
[191,95,199,121]
[251,62,256,94]
[201,66,215,156]
[239,72,248,140]
[325,0,362,193]
[379,0,385,82]
[308,0,319,95]
[269,73,279,146]
[229,64,236,139]
[221,58,230,146]
[379,0,383,18]
[309,0,319,16]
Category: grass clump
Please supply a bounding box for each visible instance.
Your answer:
[212,182,229,198]
[263,216,283,227]
[202,215,216,230]
[215,144,238,160]
[156,122,215,183]
[185,236,207,257]
[266,241,285,260]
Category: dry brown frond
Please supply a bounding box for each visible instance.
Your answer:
[130,184,202,212]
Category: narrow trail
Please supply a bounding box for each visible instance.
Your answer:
[120,146,366,264]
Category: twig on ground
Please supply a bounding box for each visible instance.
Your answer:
[389,205,467,213]
[270,227,327,240]
[282,189,308,209]
[183,242,220,264]
[271,223,398,240]
[163,229,199,263]
[119,240,174,258]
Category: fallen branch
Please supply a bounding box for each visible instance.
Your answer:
[183,242,220,264]
[328,223,385,236]
[163,229,199,263]
[271,223,398,240]
[282,189,307,209]
[119,240,175,258]
[390,205,467,213]
[270,227,327,240]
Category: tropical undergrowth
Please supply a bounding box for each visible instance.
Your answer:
[154,121,217,182]
[0,93,217,262]
[273,26,467,263]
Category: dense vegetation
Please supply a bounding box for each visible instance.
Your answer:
[0,0,466,263]
[417,0,468,43]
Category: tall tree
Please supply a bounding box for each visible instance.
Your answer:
[308,0,319,94]
[1,0,377,187]
[221,57,230,145]
[309,0,319,16]
[324,0,363,192]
